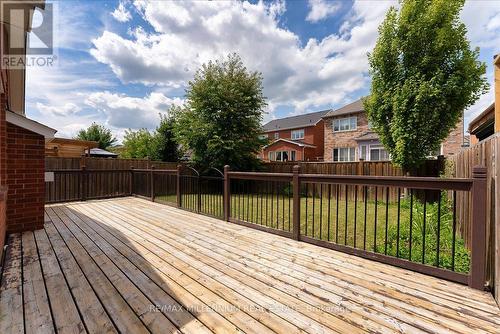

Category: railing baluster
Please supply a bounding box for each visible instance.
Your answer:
[396,188,401,258]
[353,185,358,248]
[305,183,308,236]
[363,186,367,250]
[422,191,427,264]
[436,191,442,267]
[409,189,414,261]
[452,190,457,271]
[336,184,339,243]
[327,184,331,241]
[312,184,315,238]
[319,184,323,240]
[344,184,348,245]
[384,187,389,255]
[374,187,378,252]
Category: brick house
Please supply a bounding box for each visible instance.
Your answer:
[323,98,466,162]
[260,110,328,161]
[0,1,56,257]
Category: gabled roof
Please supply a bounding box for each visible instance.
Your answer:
[263,138,316,149]
[468,102,494,134]
[323,98,365,118]
[355,132,380,141]
[262,110,329,132]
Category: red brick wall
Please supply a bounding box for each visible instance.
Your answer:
[442,118,464,157]
[5,122,45,233]
[0,93,6,185]
[264,122,325,161]
[0,187,6,259]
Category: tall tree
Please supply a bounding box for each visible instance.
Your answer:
[120,129,156,159]
[175,53,267,171]
[75,123,117,149]
[153,111,181,162]
[365,0,488,170]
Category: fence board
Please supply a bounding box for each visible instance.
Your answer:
[46,157,178,171]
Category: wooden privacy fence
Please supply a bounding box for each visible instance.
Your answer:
[46,157,178,170]
[45,164,488,290]
[447,133,500,300]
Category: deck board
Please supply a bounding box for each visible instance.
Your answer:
[0,197,499,334]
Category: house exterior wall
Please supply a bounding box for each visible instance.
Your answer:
[324,112,369,161]
[5,123,45,233]
[264,120,324,161]
[0,94,6,185]
[261,141,305,161]
[441,117,464,156]
[324,111,464,161]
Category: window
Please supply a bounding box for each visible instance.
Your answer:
[360,145,367,160]
[291,151,296,161]
[275,151,289,161]
[291,129,305,140]
[333,147,355,162]
[333,116,357,132]
[268,151,275,161]
[274,132,279,139]
[369,145,390,161]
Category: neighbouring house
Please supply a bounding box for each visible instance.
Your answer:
[45,137,98,157]
[323,98,466,162]
[0,1,56,258]
[259,110,328,161]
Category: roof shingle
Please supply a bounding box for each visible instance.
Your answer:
[262,110,329,132]
[324,98,365,118]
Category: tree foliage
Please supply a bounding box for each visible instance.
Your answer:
[120,108,181,161]
[75,123,117,149]
[174,53,267,171]
[365,0,488,170]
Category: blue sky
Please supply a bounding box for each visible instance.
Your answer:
[25,0,500,142]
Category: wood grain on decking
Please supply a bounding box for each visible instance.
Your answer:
[0,197,499,334]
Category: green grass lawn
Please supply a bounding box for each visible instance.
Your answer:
[156,192,469,273]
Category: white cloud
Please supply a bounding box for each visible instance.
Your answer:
[37,102,81,117]
[111,2,132,23]
[84,91,184,129]
[90,0,395,118]
[306,0,340,23]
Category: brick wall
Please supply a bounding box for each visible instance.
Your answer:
[0,93,6,185]
[442,117,464,156]
[0,187,6,260]
[5,122,45,233]
[324,112,369,161]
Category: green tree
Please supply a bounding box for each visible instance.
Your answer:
[75,123,117,149]
[174,53,267,171]
[121,128,156,159]
[365,0,488,170]
[153,111,181,162]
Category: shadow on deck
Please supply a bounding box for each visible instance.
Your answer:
[1,197,499,333]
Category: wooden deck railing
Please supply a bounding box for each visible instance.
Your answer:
[45,164,488,289]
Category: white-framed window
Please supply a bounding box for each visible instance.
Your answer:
[268,151,275,161]
[333,116,357,132]
[333,147,356,162]
[274,132,279,139]
[291,129,305,140]
[360,145,368,160]
[369,145,390,161]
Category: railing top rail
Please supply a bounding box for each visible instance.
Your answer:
[299,173,473,191]
[132,168,177,173]
[47,169,133,173]
[227,171,293,181]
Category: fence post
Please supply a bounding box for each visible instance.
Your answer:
[129,166,134,196]
[177,165,182,208]
[224,165,230,222]
[470,166,487,290]
[150,166,155,202]
[292,165,300,240]
[81,166,87,201]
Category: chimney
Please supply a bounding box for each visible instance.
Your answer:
[495,54,500,133]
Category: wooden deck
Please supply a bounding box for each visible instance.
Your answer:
[1,198,499,334]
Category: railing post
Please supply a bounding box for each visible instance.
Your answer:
[469,166,487,290]
[292,165,300,240]
[197,175,201,213]
[177,165,182,208]
[224,165,230,222]
[150,166,155,202]
[81,166,87,201]
[129,166,134,196]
